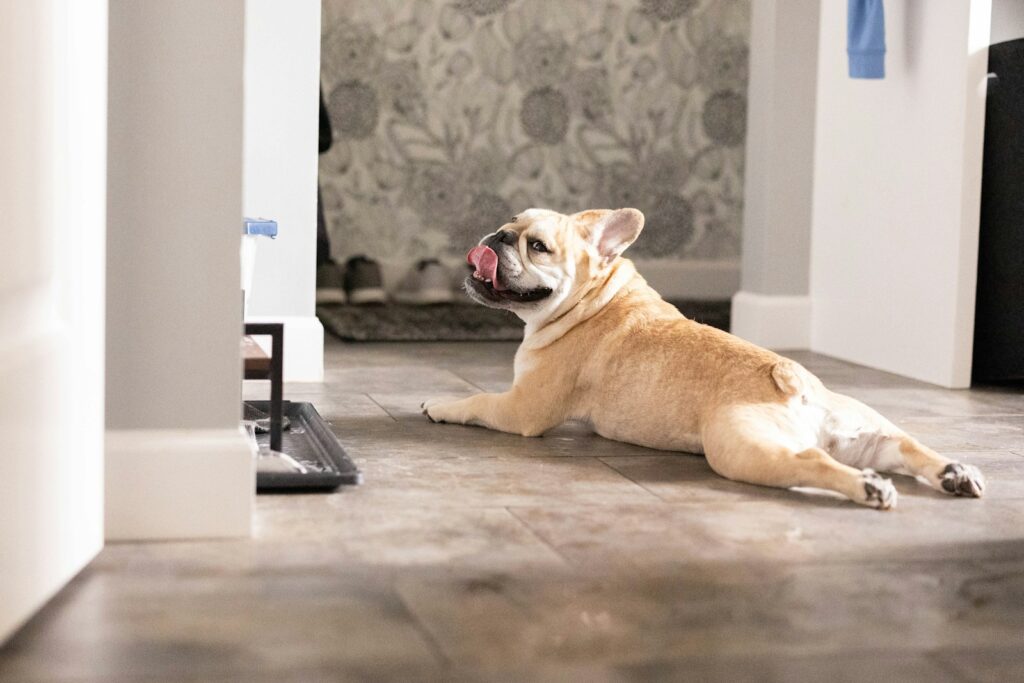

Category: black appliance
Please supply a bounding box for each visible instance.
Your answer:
[973,37,1024,382]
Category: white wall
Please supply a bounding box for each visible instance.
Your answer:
[243,0,324,382]
[992,0,1024,43]
[731,0,820,349]
[0,0,107,642]
[739,0,820,297]
[106,0,254,540]
[810,0,992,387]
[107,0,247,432]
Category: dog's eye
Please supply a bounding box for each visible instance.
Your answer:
[529,240,549,253]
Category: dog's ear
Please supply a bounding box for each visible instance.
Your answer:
[591,208,644,265]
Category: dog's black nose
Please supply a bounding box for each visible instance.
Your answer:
[495,230,517,245]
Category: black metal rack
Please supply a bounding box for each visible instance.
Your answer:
[244,322,284,451]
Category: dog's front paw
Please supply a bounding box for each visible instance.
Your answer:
[861,469,898,510]
[940,462,985,498]
[421,398,449,424]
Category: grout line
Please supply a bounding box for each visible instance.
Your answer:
[365,393,400,422]
[393,590,453,667]
[449,372,488,392]
[503,507,573,567]
[596,456,676,503]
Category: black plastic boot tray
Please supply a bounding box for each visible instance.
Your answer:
[248,400,362,492]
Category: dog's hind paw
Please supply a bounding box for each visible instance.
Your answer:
[861,469,898,510]
[940,462,985,498]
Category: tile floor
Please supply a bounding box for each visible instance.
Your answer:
[1,340,1023,682]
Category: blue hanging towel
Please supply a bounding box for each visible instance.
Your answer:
[848,0,886,79]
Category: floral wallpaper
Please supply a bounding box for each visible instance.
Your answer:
[319,0,750,267]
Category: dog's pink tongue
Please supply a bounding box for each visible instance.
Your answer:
[467,245,504,290]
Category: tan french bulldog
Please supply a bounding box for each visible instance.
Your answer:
[422,208,985,509]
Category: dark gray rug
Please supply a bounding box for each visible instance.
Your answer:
[318,300,729,342]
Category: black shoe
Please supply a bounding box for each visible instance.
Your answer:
[316,260,347,304]
[343,256,387,304]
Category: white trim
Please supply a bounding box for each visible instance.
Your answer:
[347,287,388,305]
[315,288,347,305]
[244,314,324,382]
[105,427,255,541]
[731,291,811,350]
[392,288,455,305]
[631,259,740,300]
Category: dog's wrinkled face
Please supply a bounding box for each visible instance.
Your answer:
[464,207,644,322]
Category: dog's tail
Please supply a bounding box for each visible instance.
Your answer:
[770,360,811,401]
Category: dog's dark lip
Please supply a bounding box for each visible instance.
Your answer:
[464,272,552,303]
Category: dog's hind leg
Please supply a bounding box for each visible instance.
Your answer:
[823,393,985,498]
[846,433,986,498]
[702,407,898,509]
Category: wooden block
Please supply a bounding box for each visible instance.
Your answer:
[242,335,271,377]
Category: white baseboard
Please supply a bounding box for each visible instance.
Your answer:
[731,291,811,350]
[632,259,740,300]
[105,427,255,541]
[244,314,324,382]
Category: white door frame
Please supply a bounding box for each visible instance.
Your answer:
[0,0,109,642]
[808,0,992,388]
